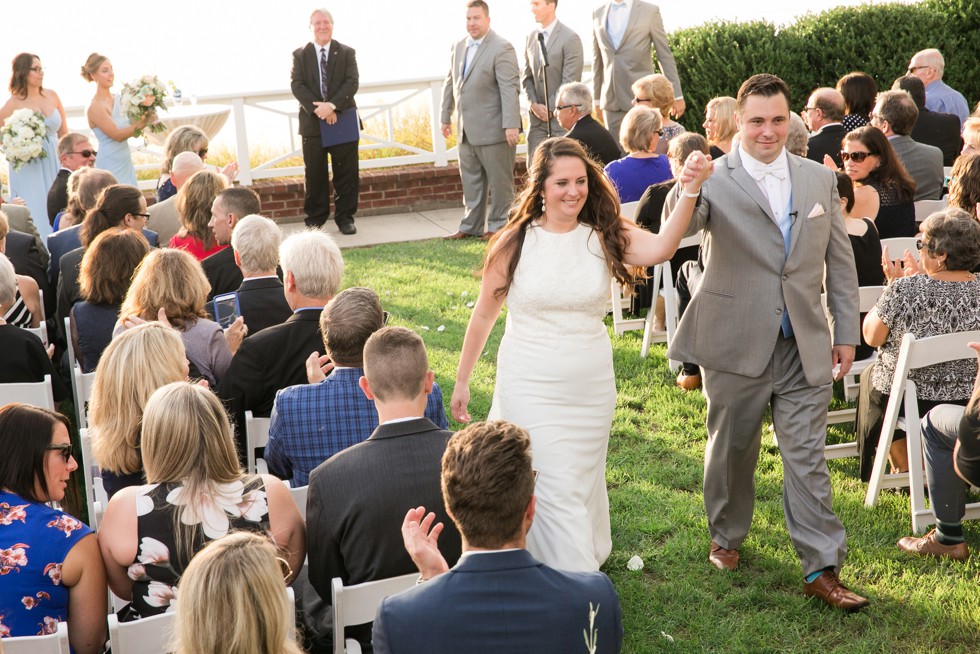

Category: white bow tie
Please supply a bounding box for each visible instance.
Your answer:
[752,162,787,182]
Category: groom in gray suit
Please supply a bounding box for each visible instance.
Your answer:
[665,74,868,611]
[522,0,583,161]
[441,0,521,240]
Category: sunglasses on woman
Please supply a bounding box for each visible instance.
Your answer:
[46,443,73,463]
[839,151,873,163]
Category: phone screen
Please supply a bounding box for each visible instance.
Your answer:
[212,292,241,329]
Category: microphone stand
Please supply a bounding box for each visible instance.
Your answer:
[537,32,552,138]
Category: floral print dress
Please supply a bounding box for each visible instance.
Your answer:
[126,478,270,618]
[0,491,91,639]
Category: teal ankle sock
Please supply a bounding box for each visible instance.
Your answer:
[935,521,965,545]
[804,569,829,584]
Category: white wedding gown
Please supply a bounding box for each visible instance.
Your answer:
[488,222,615,572]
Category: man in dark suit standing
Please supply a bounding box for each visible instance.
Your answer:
[203,186,261,301]
[373,420,623,653]
[802,88,847,169]
[228,214,291,335]
[892,75,961,166]
[46,133,96,227]
[291,9,359,235]
[555,82,621,166]
[871,90,943,200]
[523,0,583,161]
[217,230,344,457]
[307,326,461,650]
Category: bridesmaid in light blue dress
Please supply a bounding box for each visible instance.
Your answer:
[0,53,67,240]
[82,53,146,187]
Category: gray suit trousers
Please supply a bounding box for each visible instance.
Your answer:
[702,333,847,576]
[457,136,515,235]
[526,119,567,164]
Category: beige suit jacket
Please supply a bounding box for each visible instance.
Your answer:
[2,203,48,266]
[148,195,181,246]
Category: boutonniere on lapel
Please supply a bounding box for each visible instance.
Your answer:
[807,204,825,218]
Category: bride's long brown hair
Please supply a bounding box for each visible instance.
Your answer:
[487,137,638,298]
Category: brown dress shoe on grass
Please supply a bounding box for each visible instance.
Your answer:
[480,231,497,241]
[709,541,740,570]
[444,231,473,240]
[897,529,969,561]
[803,571,869,612]
[676,372,702,391]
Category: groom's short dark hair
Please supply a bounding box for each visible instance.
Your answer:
[736,74,791,114]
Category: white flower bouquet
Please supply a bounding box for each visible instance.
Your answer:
[0,108,48,170]
[121,74,168,137]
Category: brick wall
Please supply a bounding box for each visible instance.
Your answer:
[242,160,529,223]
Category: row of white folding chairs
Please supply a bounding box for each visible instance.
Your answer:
[914,197,948,223]
[244,411,309,519]
[1,620,70,653]
[0,374,56,410]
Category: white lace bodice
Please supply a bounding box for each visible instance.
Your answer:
[504,222,611,339]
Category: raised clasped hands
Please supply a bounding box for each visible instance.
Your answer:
[449,383,471,424]
[678,150,713,194]
[402,506,449,581]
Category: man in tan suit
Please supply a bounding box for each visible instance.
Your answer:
[665,74,868,612]
[592,0,683,141]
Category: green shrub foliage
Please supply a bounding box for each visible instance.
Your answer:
[668,0,978,131]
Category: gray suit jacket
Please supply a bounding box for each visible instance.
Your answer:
[522,21,583,126]
[592,1,682,113]
[441,30,521,146]
[889,134,943,201]
[1,203,47,267]
[147,195,181,246]
[665,149,859,387]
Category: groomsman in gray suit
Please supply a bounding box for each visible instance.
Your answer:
[664,74,869,612]
[592,0,684,142]
[441,0,521,240]
[523,0,583,161]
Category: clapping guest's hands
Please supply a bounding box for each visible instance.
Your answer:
[305,351,334,383]
[220,161,239,181]
[822,154,840,172]
[402,506,449,581]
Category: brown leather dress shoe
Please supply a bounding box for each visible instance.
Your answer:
[803,571,869,612]
[897,529,970,561]
[708,541,739,570]
[676,372,702,391]
[444,231,473,240]
[480,231,497,241]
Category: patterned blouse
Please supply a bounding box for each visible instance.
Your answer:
[126,478,270,619]
[0,491,91,639]
[871,275,980,400]
[842,113,870,132]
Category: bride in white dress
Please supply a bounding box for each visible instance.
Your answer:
[451,137,712,571]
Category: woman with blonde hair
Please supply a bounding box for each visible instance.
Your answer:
[631,74,684,155]
[703,96,737,158]
[947,152,980,218]
[174,532,303,654]
[82,53,145,186]
[88,321,188,496]
[118,247,241,384]
[98,382,305,619]
[169,169,229,260]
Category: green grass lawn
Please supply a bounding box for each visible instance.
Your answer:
[343,238,980,654]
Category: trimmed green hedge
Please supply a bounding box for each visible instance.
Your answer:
[668,0,979,129]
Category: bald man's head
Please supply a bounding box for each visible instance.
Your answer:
[171,151,206,189]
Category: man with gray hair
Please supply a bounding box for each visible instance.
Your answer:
[218,230,344,458]
[907,48,969,126]
[47,132,96,226]
[230,214,291,335]
[870,89,943,200]
[554,82,620,166]
[148,151,205,245]
[801,88,846,168]
[203,186,262,299]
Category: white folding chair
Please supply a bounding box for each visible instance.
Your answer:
[107,610,176,654]
[332,573,418,654]
[2,620,70,654]
[609,201,646,334]
[19,323,48,347]
[246,410,272,474]
[879,237,921,261]
[865,331,980,534]
[824,285,887,403]
[64,317,96,430]
[642,232,701,360]
[913,197,947,223]
[79,429,108,530]
[288,482,309,521]
[619,200,639,221]
[0,374,55,410]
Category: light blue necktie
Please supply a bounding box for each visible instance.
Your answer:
[777,194,795,338]
[462,41,478,78]
[608,3,628,50]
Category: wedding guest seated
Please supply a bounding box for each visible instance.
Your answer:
[786,113,809,157]
[0,215,42,328]
[0,403,106,652]
[88,322,189,497]
[46,168,117,288]
[947,152,980,218]
[98,381,305,618]
[870,90,943,200]
[228,214,291,335]
[838,126,917,239]
[1,212,49,317]
[604,106,671,203]
[1,198,47,265]
[372,420,623,654]
[173,532,304,654]
[47,133,96,227]
[703,96,736,159]
[148,151,204,246]
[268,288,449,486]
[836,71,877,131]
[307,326,461,649]
[70,228,150,372]
[962,118,980,156]
[554,82,620,166]
[0,255,67,401]
[631,74,684,155]
[155,125,237,204]
[892,75,961,166]
[117,248,242,386]
[169,170,229,261]
[203,186,262,300]
[896,345,980,562]
[218,231,344,457]
[856,208,980,480]
[802,87,845,166]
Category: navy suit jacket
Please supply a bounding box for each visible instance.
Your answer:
[373,549,623,654]
[567,114,621,167]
